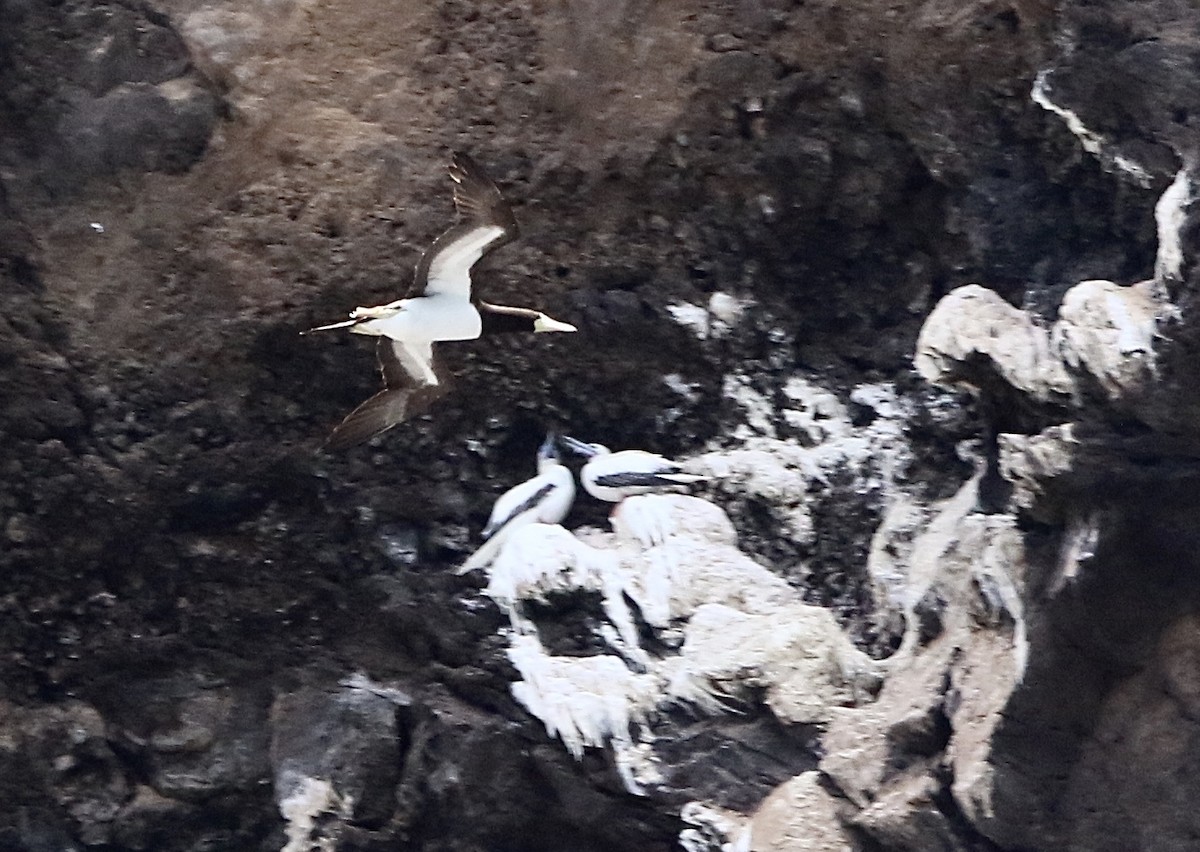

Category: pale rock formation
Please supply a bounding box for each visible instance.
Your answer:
[484,492,879,800]
[610,491,737,549]
[871,160,1199,852]
[662,602,880,725]
[679,801,752,852]
[1052,279,1164,399]
[851,770,959,852]
[606,525,796,627]
[864,496,937,625]
[919,166,1189,410]
[749,772,860,852]
[724,387,1044,847]
[914,283,1076,404]
[996,424,1078,520]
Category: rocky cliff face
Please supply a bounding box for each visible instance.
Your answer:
[2,0,1199,850]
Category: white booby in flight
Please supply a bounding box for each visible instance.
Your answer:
[304,152,577,451]
[558,436,705,502]
[457,433,577,573]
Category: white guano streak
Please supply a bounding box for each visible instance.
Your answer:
[1031,70,1152,187]
[1155,167,1193,283]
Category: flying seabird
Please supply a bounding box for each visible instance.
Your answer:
[558,436,705,503]
[304,151,577,450]
[458,433,577,573]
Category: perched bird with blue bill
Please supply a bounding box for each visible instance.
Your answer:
[558,436,706,503]
[457,433,577,573]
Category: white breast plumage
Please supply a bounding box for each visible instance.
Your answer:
[459,434,578,573]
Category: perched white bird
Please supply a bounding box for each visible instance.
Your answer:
[304,152,576,450]
[558,436,706,502]
[458,433,576,573]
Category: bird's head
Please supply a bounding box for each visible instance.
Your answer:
[533,312,577,333]
[559,436,610,458]
[537,432,562,469]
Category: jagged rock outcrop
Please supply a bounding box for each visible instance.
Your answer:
[472,493,880,799]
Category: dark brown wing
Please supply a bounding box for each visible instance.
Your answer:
[448,151,519,234]
[321,387,435,451]
[410,152,520,299]
[321,339,447,451]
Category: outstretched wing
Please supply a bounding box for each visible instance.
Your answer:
[411,152,520,301]
[448,152,519,230]
[322,339,446,451]
[322,386,441,452]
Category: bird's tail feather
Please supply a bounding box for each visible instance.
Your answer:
[658,473,706,485]
[456,534,504,574]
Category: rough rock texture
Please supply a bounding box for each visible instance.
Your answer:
[476,495,879,798]
[4,0,1200,850]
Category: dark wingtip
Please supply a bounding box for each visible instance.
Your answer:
[319,429,367,453]
[444,151,518,235]
[449,150,479,181]
[320,394,396,453]
[319,384,444,453]
[322,419,389,453]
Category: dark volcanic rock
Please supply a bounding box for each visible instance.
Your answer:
[0,700,128,848]
[0,0,219,199]
[55,79,218,181]
[1,0,1200,850]
[271,680,406,825]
